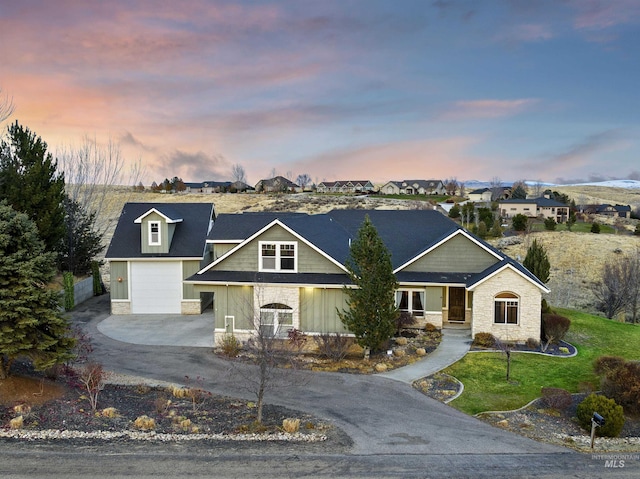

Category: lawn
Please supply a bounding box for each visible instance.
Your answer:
[529,221,616,234]
[444,309,639,415]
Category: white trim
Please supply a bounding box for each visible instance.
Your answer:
[133,208,183,224]
[149,221,161,246]
[197,219,349,274]
[467,263,550,293]
[393,229,503,274]
[184,279,351,289]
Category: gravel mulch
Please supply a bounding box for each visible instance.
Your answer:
[0,363,349,450]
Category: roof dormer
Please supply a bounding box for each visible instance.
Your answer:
[134,207,183,254]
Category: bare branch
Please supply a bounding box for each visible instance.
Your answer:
[0,87,15,123]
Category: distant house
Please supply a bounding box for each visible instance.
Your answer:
[254,176,301,193]
[581,204,631,219]
[316,180,375,194]
[467,187,511,202]
[499,197,570,223]
[380,180,446,196]
[185,181,254,193]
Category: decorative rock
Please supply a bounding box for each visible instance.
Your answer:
[393,349,406,357]
[374,363,388,372]
[496,419,509,427]
[415,348,426,356]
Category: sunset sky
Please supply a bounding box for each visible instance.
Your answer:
[1,0,639,186]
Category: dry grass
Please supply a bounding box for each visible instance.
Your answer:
[96,187,640,313]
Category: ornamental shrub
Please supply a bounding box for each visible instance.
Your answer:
[576,394,625,438]
[541,313,570,345]
[591,222,601,234]
[544,217,556,231]
[541,387,572,411]
[593,355,626,376]
[601,360,640,415]
[472,332,496,348]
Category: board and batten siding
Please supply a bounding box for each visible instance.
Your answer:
[211,224,345,274]
[140,212,172,255]
[299,287,350,333]
[182,260,202,300]
[110,261,128,299]
[403,234,498,274]
[203,285,254,331]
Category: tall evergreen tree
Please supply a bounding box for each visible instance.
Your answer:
[338,216,398,351]
[0,121,66,253]
[523,239,550,283]
[60,195,104,275]
[0,202,75,379]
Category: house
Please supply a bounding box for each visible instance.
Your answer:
[316,180,375,194]
[467,187,511,202]
[254,176,301,193]
[499,198,570,223]
[580,204,632,219]
[105,203,216,314]
[185,181,254,193]
[380,180,446,196]
[181,209,549,343]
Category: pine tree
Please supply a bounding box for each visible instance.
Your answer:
[523,239,550,284]
[0,122,66,254]
[338,215,398,351]
[0,201,75,379]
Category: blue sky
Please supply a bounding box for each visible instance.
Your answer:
[1,0,639,185]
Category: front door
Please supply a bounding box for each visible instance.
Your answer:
[448,287,466,321]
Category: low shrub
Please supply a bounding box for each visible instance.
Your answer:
[544,217,556,231]
[287,328,308,351]
[282,418,300,433]
[314,333,352,361]
[541,387,572,411]
[100,407,118,418]
[219,333,241,357]
[395,311,416,335]
[591,222,601,234]
[593,355,626,376]
[473,332,496,348]
[601,360,640,415]
[9,416,24,430]
[133,415,156,431]
[576,394,625,438]
[525,337,540,350]
[424,323,438,333]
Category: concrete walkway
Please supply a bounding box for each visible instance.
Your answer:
[379,328,472,383]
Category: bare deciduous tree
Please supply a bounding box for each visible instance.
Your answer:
[489,176,503,201]
[226,286,307,423]
[443,177,459,196]
[57,136,143,238]
[593,252,637,320]
[231,163,247,183]
[296,173,312,189]
[0,87,15,123]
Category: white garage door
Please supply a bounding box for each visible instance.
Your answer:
[130,262,182,314]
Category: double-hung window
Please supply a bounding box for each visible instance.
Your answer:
[149,221,161,245]
[259,241,297,272]
[494,293,519,324]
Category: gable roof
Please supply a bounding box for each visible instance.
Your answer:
[106,202,215,259]
[195,208,548,292]
[499,197,568,208]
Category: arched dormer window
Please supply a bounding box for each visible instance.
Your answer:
[494,292,519,325]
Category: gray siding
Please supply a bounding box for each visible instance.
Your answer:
[110,261,128,299]
[299,288,350,333]
[403,234,497,273]
[212,224,344,274]
[183,260,202,300]
[140,212,170,255]
[425,286,444,311]
[202,285,254,330]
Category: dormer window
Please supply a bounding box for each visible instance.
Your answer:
[149,221,161,246]
[259,241,296,272]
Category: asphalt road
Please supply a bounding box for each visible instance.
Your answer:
[3,295,637,478]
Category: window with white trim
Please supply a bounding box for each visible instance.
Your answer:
[494,292,519,324]
[259,241,297,272]
[396,290,425,317]
[149,221,161,245]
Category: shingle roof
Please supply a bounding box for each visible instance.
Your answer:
[105,202,215,258]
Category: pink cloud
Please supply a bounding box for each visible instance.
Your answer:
[438,99,539,121]
[570,0,640,30]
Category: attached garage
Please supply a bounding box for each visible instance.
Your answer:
[130,262,182,314]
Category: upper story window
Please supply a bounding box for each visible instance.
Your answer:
[494,292,519,324]
[259,241,297,272]
[149,221,161,246]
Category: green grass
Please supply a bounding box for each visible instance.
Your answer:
[444,309,639,415]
